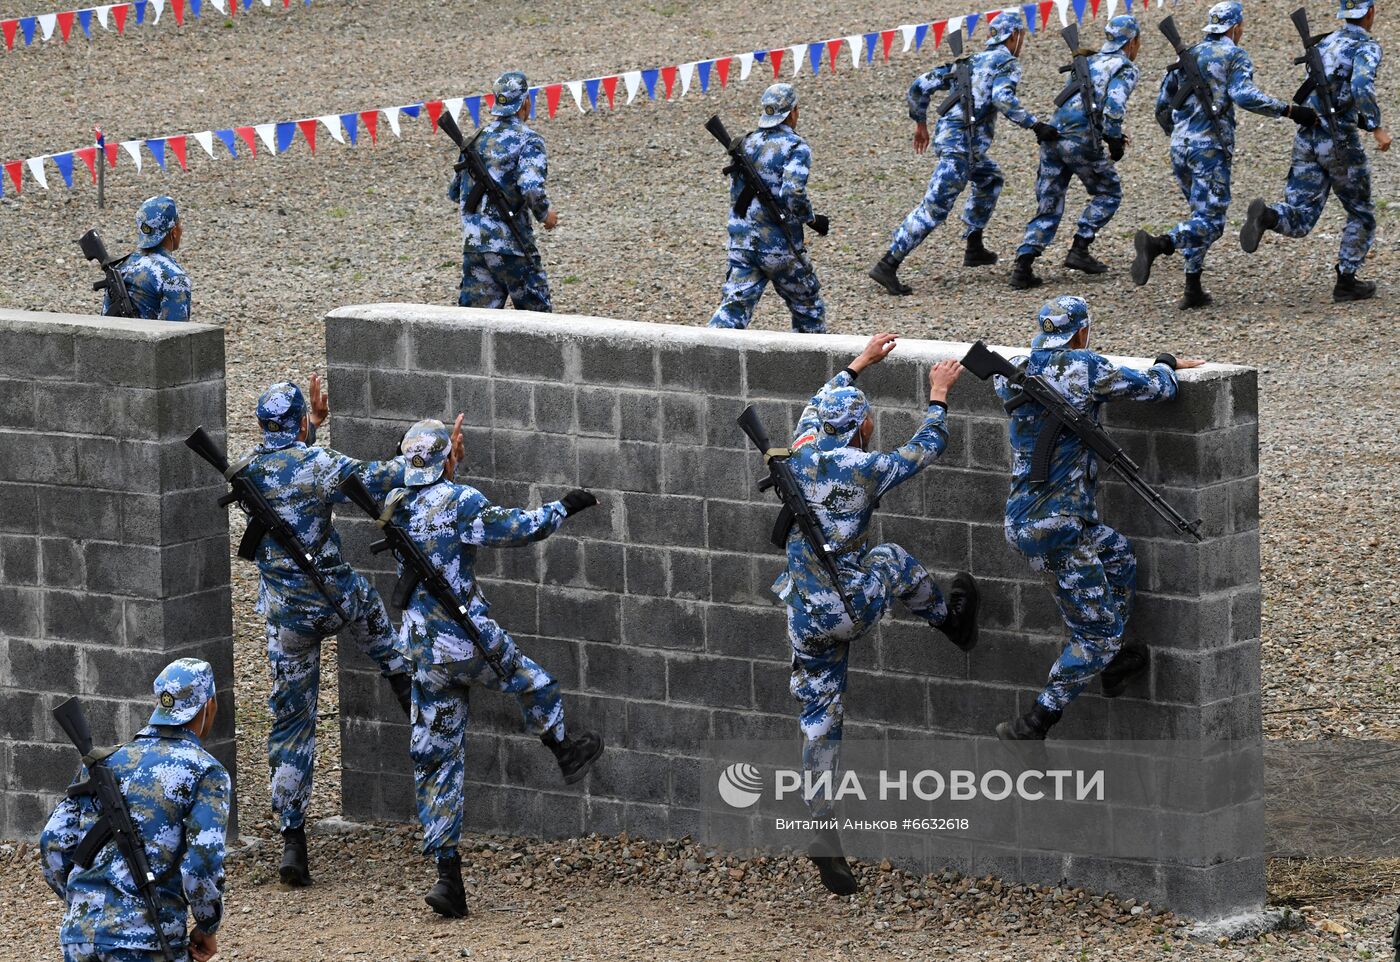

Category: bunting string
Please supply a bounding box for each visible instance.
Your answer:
[0,0,329,54]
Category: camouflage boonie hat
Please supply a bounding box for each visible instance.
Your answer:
[1103,15,1140,50]
[136,194,179,250]
[401,419,452,487]
[1338,0,1372,19]
[1204,1,1242,33]
[149,657,216,726]
[758,83,799,128]
[492,71,529,117]
[985,9,1026,46]
[256,381,306,449]
[815,386,871,447]
[1032,295,1091,350]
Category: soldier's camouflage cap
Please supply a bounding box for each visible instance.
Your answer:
[257,381,306,449]
[985,9,1026,46]
[401,419,452,486]
[1338,0,1372,19]
[492,71,530,117]
[758,83,799,128]
[816,386,871,448]
[149,657,216,727]
[136,194,179,250]
[1103,15,1140,50]
[1033,295,1091,350]
[1203,1,1243,33]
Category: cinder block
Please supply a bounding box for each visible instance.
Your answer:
[667,654,753,709]
[497,431,577,485]
[580,342,657,387]
[658,344,742,396]
[583,642,667,701]
[0,378,35,430]
[10,741,78,794]
[589,748,670,805]
[0,431,78,485]
[668,549,709,601]
[1152,422,1258,485]
[43,590,125,645]
[576,386,618,437]
[623,545,668,598]
[1152,641,1260,705]
[368,370,451,421]
[533,383,574,435]
[156,381,225,441]
[708,552,771,607]
[624,492,705,548]
[660,395,706,446]
[0,586,43,639]
[576,438,660,493]
[619,392,660,442]
[492,379,534,430]
[621,596,704,650]
[743,347,831,400]
[0,483,39,534]
[705,604,786,661]
[625,700,712,752]
[490,331,570,381]
[0,327,74,379]
[925,680,1019,736]
[408,325,484,375]
[538,589,620,644]
[0,535,39,586]
[84,543,162,598]
[877,619,969,680]
[705,500,775,554]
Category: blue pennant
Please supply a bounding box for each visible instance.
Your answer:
[864,32,877,62]
[914,23,929,49]
[20,17,37,45]
[145,138,166,170]
[190,0,202,16]
[53,153,75,188]
[642,69,659,99]
[242,0,253,9]
[213,129,237,156]
[806,43,821,76]
[696,61,711,93]
[1023,3,1038,31]
[134,0,147,24]
[585,77,601,108]
[965,13,980,37]
[753,49,766,62]
[1072,0,1087,21]
[465,96,481,127]
[339,113,358,145]
[78,9,92,36]
[400,104,421,118]
[275,122,296,153]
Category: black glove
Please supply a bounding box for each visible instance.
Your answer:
[1033,122,1060,143]
[1289,104,1319,128]
[560,489,598,517]
[1105,136,1125,162]
[1155,108,1174,136]
[1153,352,1179,371]
[808,214,830,237]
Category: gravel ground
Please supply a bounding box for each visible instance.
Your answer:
[1,0,1397,956]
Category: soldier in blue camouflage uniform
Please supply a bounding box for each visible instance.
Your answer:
[235,378,413,887]
[1240,0,1389,302]
[386,417,603,919]
[1132,1,1318,309]
[450,71,558,312]
[991,297,1204,741]
[102,195,191,322]
[870,11,1061,296]
[1011,17,1142,289]
[708,83,828,334]
[773,333,979,894]
[41,659,228,962]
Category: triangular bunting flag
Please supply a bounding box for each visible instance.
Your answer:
[360,110,378,143]
[95,6,110,30]
[585,77,602,108]
[806,43,822,76]
[317,116,344,144]
[696,61,712,93]
[191,0,201,16]
[38,13,58,40]
[623,70,642,104]
[464,96,481,127]
[914,23,929,49]
[400,104,421,119]
[296,119,317,152]
[565,81,584,112]
[172,0,184,24]
[880,29,895,60]
[338,114,358,145]
[424,100,443,131]
[659,66,676,100]
[150,0,165,23]
[641,68,659,99]
[113,4,128,32]
[134,0,147,24]
[677,62,694,97]
[1024,3,1038,31]
[1040,0,1055,28]
[167,136,187,170]
[57,11,74,41]
[1090,0,1101,16]
[216,128,241,156]
[965,13,980,36]
[254,123,277,153]
[716,57,731,87]
[145,138,166,170]
[194,130,216,157]
[899,24,917,52]
[53,153,75,188]
[444,98,465,123]
[78,9,93,36]
[790,44,809,76]
[382,109,402,138]
[601,76,618,108]
[738,52,755,81]
[1071,0,1086,22]
[843,36,860,69]
[121,140,143,172]
[767,47,784,78]
[273,122,296,153]
[934,19,947,48]
[863,32,877,63]
[75,147,98,182]
[103,141,118,167]
[4,161,22,194]
[1,21,17,50]
[483,93,495,113]
[544,83,563,116]
[27,157,49,190]
[20,17,37,45]
[1106,0,1118,16]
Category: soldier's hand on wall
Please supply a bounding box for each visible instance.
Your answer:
[561,489,599,516]
[913,123,930,155]
[1375,127,1392,152]
[1175,359,1207,369]
[543,210,560,231]
[308,372,329,427]
[850,332,899,373]
[928,359,963,403]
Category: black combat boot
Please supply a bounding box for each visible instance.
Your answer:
[996,703,1063,741]
[543,729,605,784]
[1008,253,1043,290]
[1130,230,1174,285]
[868,253,913,296]
[1064,234,1109,274]
[388,673,412,717]
[808,828,858,896]
[1101,644,1150,698]
[1238,198,1279,254]
[279,825,312,887]
[937,572,981,652]
[1178,271,1213,310]
[963,229,999,267]
[424,851,468,918]
[1333,267,1377,303]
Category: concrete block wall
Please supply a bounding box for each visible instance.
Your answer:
[0,310,235,839]
[326,305,1261,918]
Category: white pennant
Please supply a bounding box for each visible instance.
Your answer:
[738,52,755,81]
[319,115,345,144]
[38,13,58,40]
[565,81,585,112]
[149,0,164,23]
[26,157,49,190]
[845,35,862,68]
[623,70,642,104]
[121,140,143,173]
[96,5,111,29]
[1058,0,1071,27]
[444,97,465,122]
[789,44,807,75]
[899,24,918,52]
[209,0,227,11]
[260,0,271,6]
[1105,0,1118,15]
[382,109,402,138]
[678,63,695,97]
[193,130,216,157]
[254,123,277,153]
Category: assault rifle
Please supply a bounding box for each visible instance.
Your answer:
[186,426,351,629]
[705,114,811,264]
[1159,16,1231,153]
[78,229,138,319]
[1055,24,1104,155]
[53,697,177,962]
[937,29,977,158]
[439,110,535,255]
[337,474,507,680]
[960,341,1203,542]
[1290,7,1342,143]
[736,406,858,622]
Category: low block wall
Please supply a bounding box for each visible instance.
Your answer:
[327,304,1261,918]
[0,310,236,839]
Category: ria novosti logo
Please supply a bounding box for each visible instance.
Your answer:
[717,762,764,809]
[715,764,1107,809]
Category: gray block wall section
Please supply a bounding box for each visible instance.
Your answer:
[326,304,1261,919]
[0,309,236,840]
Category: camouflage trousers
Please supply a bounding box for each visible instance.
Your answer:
[266,575,405,832]
[1006,517,1136,713]
[708,248,825,334]
[458,248,553,312]
[1017,137,1122,258]
[889,150,1004,262]
[64,945,186,962]
[1167,142,1231,274]
[410,634,565,858]
[1269,128,1375,275]
[786,544,948,817]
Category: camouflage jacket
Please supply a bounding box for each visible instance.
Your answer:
[448,115,552,256]
[724,125,815,253]
[1305,23,1384,133]
[908,44,1039,155]
[1156,35,1288,151]
[1053,49,1140,142]
[104,248,191,322]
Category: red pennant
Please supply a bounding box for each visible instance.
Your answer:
[103,142,118,167]
[113,3,129,33]
[359,111,378,143]
[483,93,495,113]
[1091,0,1101,16]
[880,29,895,61]
[235,125,257,157]
[57,11,74,41]
[986,10,1000,27]
[167,135,188,170]
[4,161,21,194]
[227,0,234,15]
[660,66,677,99]
[1039,0,1055,29]
[768,48,784,78]
[172,0,184,24]
[1,20,17,50]
[933,20,947,49]
[601,76,618,108]
[296,119,317,153]
[715,57,731,87]
[826,39,842,72]
[75,147,98,182]
[544,84,562,117]
[1142,0,1148,9]
[425,100,443,131]
[283,0,290,6]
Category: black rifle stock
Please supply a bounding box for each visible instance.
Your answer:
[337,474,507,680]
[1055,24,1105,156]
[936,30,976,158]
[185,426,351,629]
[439,110,535,255]
[736,406,859,622]
[78,229,139,319]
[960,341,1204,542]
[53,698,177,962]
[1290,8,1342,142]
[1159,16,1231,153]
[705,114,812,264]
